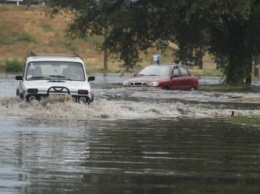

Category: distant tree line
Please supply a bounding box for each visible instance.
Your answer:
[45,0,260,85]
[0,0,44,3]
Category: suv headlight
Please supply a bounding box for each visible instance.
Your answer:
[148,81,159,87]
[122,81,129,86]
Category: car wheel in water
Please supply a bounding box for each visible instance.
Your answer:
[90,93,94,103]
[79,97,88,104]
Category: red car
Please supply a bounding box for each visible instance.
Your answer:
[122,63,199,90]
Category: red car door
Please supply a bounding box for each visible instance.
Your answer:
[170,66,183,90]
[178,66,193,90]
[170,66,193,90]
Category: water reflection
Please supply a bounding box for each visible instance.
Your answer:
[0,118,259,194]
[1,73,260,194]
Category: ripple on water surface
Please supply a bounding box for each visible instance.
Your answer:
[0,118,260,194]
[0,94,260,120]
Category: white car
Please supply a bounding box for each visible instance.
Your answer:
[15,52,95,104]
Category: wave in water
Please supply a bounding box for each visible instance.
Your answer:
[1,95,259,120]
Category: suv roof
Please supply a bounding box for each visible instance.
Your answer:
[25,51,84,63]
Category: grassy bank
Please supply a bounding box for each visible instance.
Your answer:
[0,3,219,74]
[230,116,260,126]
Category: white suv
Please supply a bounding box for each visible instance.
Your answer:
[15,52,95,104]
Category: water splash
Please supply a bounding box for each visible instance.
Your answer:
[1,95,259,120]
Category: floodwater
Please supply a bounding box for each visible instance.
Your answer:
[0,73,260,194]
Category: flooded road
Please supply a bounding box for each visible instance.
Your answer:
[0,73,260,194]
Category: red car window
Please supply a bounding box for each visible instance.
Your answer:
[179,66,190,77]
[172,67,181,77]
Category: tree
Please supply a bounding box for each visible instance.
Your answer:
[46,0,260,85]
[203,0,259,85]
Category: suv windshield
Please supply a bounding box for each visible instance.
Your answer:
[26,61,86,81]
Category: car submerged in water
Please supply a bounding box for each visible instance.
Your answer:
[122,63,199,90]
[15,52,95,104]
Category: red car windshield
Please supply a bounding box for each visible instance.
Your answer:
[139,65,170,76]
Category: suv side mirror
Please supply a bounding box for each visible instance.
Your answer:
[15,75,23,80]
[88,76,95,81]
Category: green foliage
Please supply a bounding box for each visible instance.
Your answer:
[45,0,260,85]
[230,116,260,126]
[4,58,23,73]
[0,34,14,45]
[203,68,222,77]
[66,42,79,52]
[17,31,36,42]
[0,60,5,72]
[0,6,8,12]
[0,24,15,45]
[63,35,80,51]
[200,85,249,92]
[40,22,52,32]
[87,35,104,44]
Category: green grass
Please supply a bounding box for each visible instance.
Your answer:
[0,6,8,12]
[87,35,104,44]
[67,42,79,51]
[40,22,52,32]
[0,60,5,72]
[230,115,260,126]
[203,68,222,77]
[4,58,23,73]
[0,24,15,45]
[199,85,254,92]
[190,62,223,77]
[17,31,36,42]
[0,34,14,45]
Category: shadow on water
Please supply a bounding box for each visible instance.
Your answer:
[0,117,259,194]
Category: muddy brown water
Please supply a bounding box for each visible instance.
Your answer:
[0,73,260,194]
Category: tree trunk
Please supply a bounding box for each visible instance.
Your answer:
[254,55,260,78]
[225,22,252,85]
[226,52,252,85]
[103,28,108,71]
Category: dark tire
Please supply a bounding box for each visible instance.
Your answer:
[89,93,94,104]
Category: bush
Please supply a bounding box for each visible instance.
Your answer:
[0,35,14,45]
[0,60,5,72]
[17,31,36,42]
[4,58,23,73]
[230,115,260,126]
[40,22,52,32]
[0,24,15,45]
